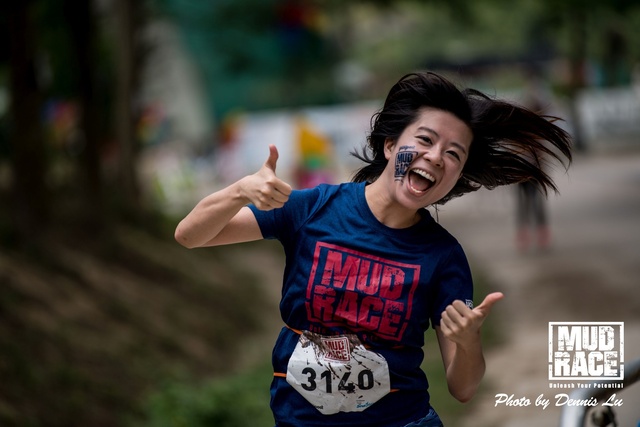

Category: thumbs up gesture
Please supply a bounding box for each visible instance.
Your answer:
[240,145,292,211]
[440,292,504,346]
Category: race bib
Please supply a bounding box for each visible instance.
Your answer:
[286,331,391,415]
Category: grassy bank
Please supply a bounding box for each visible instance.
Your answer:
[0,220,280,427]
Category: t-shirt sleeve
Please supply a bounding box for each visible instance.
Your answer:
[248,187,321,245]
[429,243,474,328]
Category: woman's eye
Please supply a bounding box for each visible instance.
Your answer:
[447,151,461,160]
[418,136,432,145]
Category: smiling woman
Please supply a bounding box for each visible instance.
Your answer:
[175,71,572,427]
[370,107,473,218]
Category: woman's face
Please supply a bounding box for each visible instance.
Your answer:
[383,107,472,209]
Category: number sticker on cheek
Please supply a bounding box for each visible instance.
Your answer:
[394,146,417,181]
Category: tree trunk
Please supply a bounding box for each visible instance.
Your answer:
[114,0,141,218]
[6,1,49,243]
[64,0,105,230]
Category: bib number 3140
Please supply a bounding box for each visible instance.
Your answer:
[286,331,390,415]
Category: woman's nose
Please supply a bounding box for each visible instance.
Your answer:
[423,149,443,167]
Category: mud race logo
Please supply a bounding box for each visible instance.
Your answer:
[321,336,351,362]
[305,242,420,342]
[393,147,417,180]
[549,322,624,380]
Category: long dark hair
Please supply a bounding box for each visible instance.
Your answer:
[351,71,573,204]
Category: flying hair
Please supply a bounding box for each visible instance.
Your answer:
[351,71,573,205]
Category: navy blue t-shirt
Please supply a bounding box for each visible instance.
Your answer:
[249,182,473,427]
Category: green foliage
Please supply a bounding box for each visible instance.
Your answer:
[138,362,274,427]
[152,0,339,118]
[150,0,640,117]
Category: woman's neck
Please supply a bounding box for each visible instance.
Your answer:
[364,181,421,229]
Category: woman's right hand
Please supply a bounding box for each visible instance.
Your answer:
[239,144,292,211]
[175,144,292,248]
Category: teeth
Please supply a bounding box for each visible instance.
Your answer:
[412,169,435,182]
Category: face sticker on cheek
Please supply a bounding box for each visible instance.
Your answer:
[394,146,417,181]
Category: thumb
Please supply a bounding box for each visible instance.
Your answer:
[264,144,279,173]
[475,292,504,314]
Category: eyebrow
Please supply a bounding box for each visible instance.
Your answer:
[416,126,468,155]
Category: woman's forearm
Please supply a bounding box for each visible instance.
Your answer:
[174,180,249,248]
[444,335,486,402]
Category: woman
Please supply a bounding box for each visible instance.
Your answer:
[175,71,572,427]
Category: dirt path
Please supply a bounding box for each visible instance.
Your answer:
[436,152,640,427]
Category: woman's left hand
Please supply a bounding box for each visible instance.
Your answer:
[440,292,504,348]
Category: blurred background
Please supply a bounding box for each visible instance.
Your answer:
[1,0,639,426]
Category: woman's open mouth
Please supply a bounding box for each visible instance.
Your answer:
[407,168,435,194]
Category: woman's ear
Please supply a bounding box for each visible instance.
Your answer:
[383,138,396,160]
